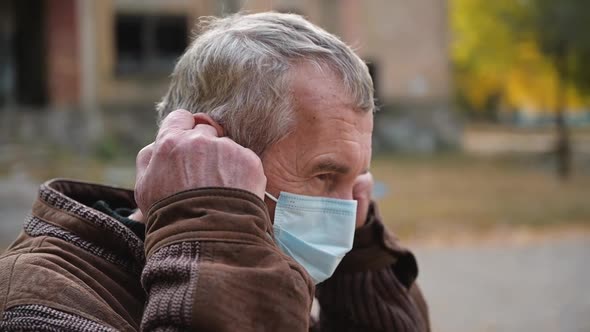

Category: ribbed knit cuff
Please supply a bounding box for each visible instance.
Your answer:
[334,202,397,272]
[332,202,419,288]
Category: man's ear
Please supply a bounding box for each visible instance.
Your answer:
[193,113,225,137]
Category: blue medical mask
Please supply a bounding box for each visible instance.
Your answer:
[265,191,357,284]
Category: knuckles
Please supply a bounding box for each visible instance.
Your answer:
[137,126,266,202]
[153,130,263,173]
[155,134,180,156]
[156,131,216,155]
[136,144,153,167]
[241,148,264,171]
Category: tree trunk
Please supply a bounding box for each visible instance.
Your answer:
[555,53,571,180]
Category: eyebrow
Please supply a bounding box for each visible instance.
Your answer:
[311,159,370,175]
[312,159,350,175]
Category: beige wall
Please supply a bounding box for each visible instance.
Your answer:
[92,0,450,107]
[238,0,451,105]
[355,0,450,104]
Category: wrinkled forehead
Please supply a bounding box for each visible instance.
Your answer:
[288,62,371,116]
[286,65,372,169]
[285,60,374,112]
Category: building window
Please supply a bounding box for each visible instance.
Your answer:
[115,14,188,76]
[366,60,380,103]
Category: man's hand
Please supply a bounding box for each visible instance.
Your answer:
[352,172,374,228]
[135,109,267,214]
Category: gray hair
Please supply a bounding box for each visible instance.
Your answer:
[157,12,374,156]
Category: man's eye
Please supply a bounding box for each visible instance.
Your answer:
[315,174,338,193]
[316,174,333,182]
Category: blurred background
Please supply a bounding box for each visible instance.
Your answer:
[0,0,589,331]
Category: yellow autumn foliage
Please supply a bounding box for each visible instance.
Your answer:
[451,0,588,113]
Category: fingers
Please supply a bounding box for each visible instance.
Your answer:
[194,113,225,137]
[192,123,219,137]
[353,172,373,228]
[128,209,144,223]
[157,109,195,140]
[159,111,222,142]
[135,143,154,184]
[353,172,374,200]
[155,111,218,156]
[137,143,154,168]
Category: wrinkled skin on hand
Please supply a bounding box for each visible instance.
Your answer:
[134,109,267,214]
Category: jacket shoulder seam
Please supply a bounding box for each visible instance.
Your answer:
[1,234,50,316]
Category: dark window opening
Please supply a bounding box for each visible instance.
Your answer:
[115,14,188,76]
[366,61,380,107]
[0,0,47,107]
[155,17,188,56]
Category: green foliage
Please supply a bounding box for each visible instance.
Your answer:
[452,0,590,113]
[533,0,590,91]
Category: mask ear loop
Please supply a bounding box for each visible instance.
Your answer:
[264,192,279,240]
[265,192,279,203]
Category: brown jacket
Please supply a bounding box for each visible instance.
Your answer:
[0,179,429,331]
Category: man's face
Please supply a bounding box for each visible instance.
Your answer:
[262,62,373,218]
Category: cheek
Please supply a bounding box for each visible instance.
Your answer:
[262,151,320,196]
[288,178,323,196]
[332,178,356,200]
[262,162,311,196]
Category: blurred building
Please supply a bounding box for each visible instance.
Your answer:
[0,0,457,151]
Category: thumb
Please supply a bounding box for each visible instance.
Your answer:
[353,172,374,228]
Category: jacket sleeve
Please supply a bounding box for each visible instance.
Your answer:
[312,202,430,332]
[141,187,314,331]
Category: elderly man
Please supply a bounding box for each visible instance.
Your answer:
[0,12,429,331]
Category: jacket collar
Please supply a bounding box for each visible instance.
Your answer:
[29,179,145,270]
